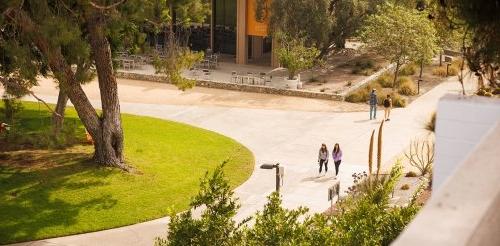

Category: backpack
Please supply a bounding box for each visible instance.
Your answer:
[383,98,390,107]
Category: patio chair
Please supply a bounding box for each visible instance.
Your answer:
[258,72,266,85]
[246,72,255,85]
[122,60,132,70]
[264,75,272,87]
[231,71,239,83]
[202,69,211,81]
[206,48,213,56]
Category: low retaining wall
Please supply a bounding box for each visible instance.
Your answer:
[116,71,344,101]
[340,63,395,97]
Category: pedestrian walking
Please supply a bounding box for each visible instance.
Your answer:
[369,89,378,120]
[332,143,342,178]
[318,143,329,176]
[383,94,392,121]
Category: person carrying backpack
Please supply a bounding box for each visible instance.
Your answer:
[383,94,392,121]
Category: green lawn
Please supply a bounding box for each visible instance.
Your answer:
[0,101,254,244]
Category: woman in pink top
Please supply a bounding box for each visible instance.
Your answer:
[332,143,342,177]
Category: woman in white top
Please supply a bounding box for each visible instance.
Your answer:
[318,143,329,175]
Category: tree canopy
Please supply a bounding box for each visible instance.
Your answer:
[435,0,499,87]
[360,3,438,87]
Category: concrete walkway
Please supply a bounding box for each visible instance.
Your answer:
[7,76,474,246]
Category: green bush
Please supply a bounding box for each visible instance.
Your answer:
[1,95,24,123]
[401,184,410,190]
[375,73,394,88]
[157,162,421,246]
[399,64,417,76]
[398,77,417,96]
[432,66,447,77]
[391,93,407,107]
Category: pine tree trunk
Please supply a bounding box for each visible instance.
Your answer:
[14,7,126,169]
[86,13,126,169]
[52,89,68,134]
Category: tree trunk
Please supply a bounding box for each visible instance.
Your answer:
[392,62,401,90]
[13,8,126,169]
[439,52,442,66]
[419,60,424,79]
[52,89,68,134]
[86,13,126,169]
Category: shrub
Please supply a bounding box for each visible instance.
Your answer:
[447,66,459,76]
[405,139,434,176]
[345,92,365,103]
[391,93,406,107]
[398,77,417,96]
[345,83,382,103]
[375,73,393,88]
[405,171,418,177]
[425,112,436,133]
[399,64,417,76]
[401,184,410,190]
[432,66,447,77]
[351,66,362,75]
[1,95,24,123]
[355,59,375,69]
[451,58,464,68]
[395,76,412,87]
[352,60,375,75]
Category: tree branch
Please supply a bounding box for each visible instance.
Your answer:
[0,77,61,117]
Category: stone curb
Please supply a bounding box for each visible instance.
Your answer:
[115,72,344,101]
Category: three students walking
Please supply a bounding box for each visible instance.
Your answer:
[317,143,343,178]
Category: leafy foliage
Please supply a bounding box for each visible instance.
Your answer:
[360,3,438,86]
[157,161,243,246]
[157,161,422,246]
[269,0,332,49]
[243,193,309,245]
[153,45,204,91]
[275,33,320,80]
[435,0,499,88]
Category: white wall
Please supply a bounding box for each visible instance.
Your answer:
[434,94,500,190]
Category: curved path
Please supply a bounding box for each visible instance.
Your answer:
[7,76,472,246]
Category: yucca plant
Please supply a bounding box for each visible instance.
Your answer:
[376,120,384,178]
[368,130,375,175]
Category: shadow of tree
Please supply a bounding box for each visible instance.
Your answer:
[0,151,118,244]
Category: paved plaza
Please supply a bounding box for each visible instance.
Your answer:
[7,75,474,246]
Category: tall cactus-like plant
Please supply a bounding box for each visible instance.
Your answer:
[368,129,375,175]
[376,120,384,178]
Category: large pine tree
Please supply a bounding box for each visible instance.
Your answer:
[0,0,145,169]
